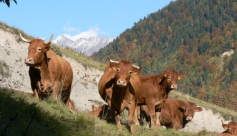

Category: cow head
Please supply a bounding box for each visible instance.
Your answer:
[162,69,185,90]
[222,122,237,135]
[183,102,202,121]
[91,105,104,117]
[109,59,141,87]
[91,104,112,119]
[222,123,230,131]
[19,30,54,67]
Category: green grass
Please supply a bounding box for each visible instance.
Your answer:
[0,87,221,136]
[59,46,106,71]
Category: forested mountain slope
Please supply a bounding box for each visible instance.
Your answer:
[92,0,237,110]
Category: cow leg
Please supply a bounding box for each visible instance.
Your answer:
[134,106,140,126]
[115,113,122,130]
[66,98,77,112]
[52,81,60,100]
[33,89,40,100]
[111,105,122,131]
[155,112,161,128]
[140,106,145,125]
[128,100,136,134]
[106,99,112,108]
[147,105,156,128]
[173,118,183,130]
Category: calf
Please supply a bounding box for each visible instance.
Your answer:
[135,69,185,127]
[91,104,112,120]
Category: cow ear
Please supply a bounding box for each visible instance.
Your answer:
[163,70,169,78]
[92,105,97,111]
[44,44,50,51]
[222,124,229,130]
[179,106,187,113]
[194,107,202,112]
[178,74,185,80]
[109,62,118,71]
[132,67,142,75]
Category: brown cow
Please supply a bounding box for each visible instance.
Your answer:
[138,99,202,130]
[183,101,203,126]
[19,31,75,110]
[160,99,202,130]
[98,59,142,134]
[135,69,185,127]
[91,104,112,119]
[222,121,237,136]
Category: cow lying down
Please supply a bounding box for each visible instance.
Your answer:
[138,99,203,130]
[90,104,112,120]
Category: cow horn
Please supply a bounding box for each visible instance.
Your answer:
[18,30,31,43]
[109,59,119,64]
[44,33,55,45]
[132,64,140,69]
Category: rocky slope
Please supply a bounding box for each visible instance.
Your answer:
[0,28,228,133]
[0,29,104,111]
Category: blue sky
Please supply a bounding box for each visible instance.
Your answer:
[0,0,173,40]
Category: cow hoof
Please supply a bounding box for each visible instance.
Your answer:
[135,122,140,126]
[117,125,122,131]
[131,126,136,134]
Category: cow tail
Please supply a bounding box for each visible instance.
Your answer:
[102,94,108,119]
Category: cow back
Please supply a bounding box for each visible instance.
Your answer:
[160,99,187,129]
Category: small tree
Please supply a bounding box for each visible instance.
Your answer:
[0,0,17,7]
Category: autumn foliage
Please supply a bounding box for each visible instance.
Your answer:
[92,0,237,111]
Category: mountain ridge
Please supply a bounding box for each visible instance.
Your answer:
[53,34,115,56]
[92,0,237,111]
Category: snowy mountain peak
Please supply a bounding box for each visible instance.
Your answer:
[53,35,115,56]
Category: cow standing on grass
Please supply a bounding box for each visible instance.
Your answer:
[98,59,142,134]
[135,69,185,127]
[18,31,75,110]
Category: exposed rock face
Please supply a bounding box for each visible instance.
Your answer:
[0,29,104,111]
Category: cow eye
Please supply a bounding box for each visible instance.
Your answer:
[116,68,120,73]
[37,48,42,52]
[167,77,171,80]
[129,71,133,75]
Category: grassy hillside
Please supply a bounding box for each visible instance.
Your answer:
[0,21,234,135]
[0,87,221,136]
[92,0,237,111]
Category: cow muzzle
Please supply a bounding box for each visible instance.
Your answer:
[186,116,193,121]
[25,58,35,65]
[116,80,127,87]
[170,84,177,89]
